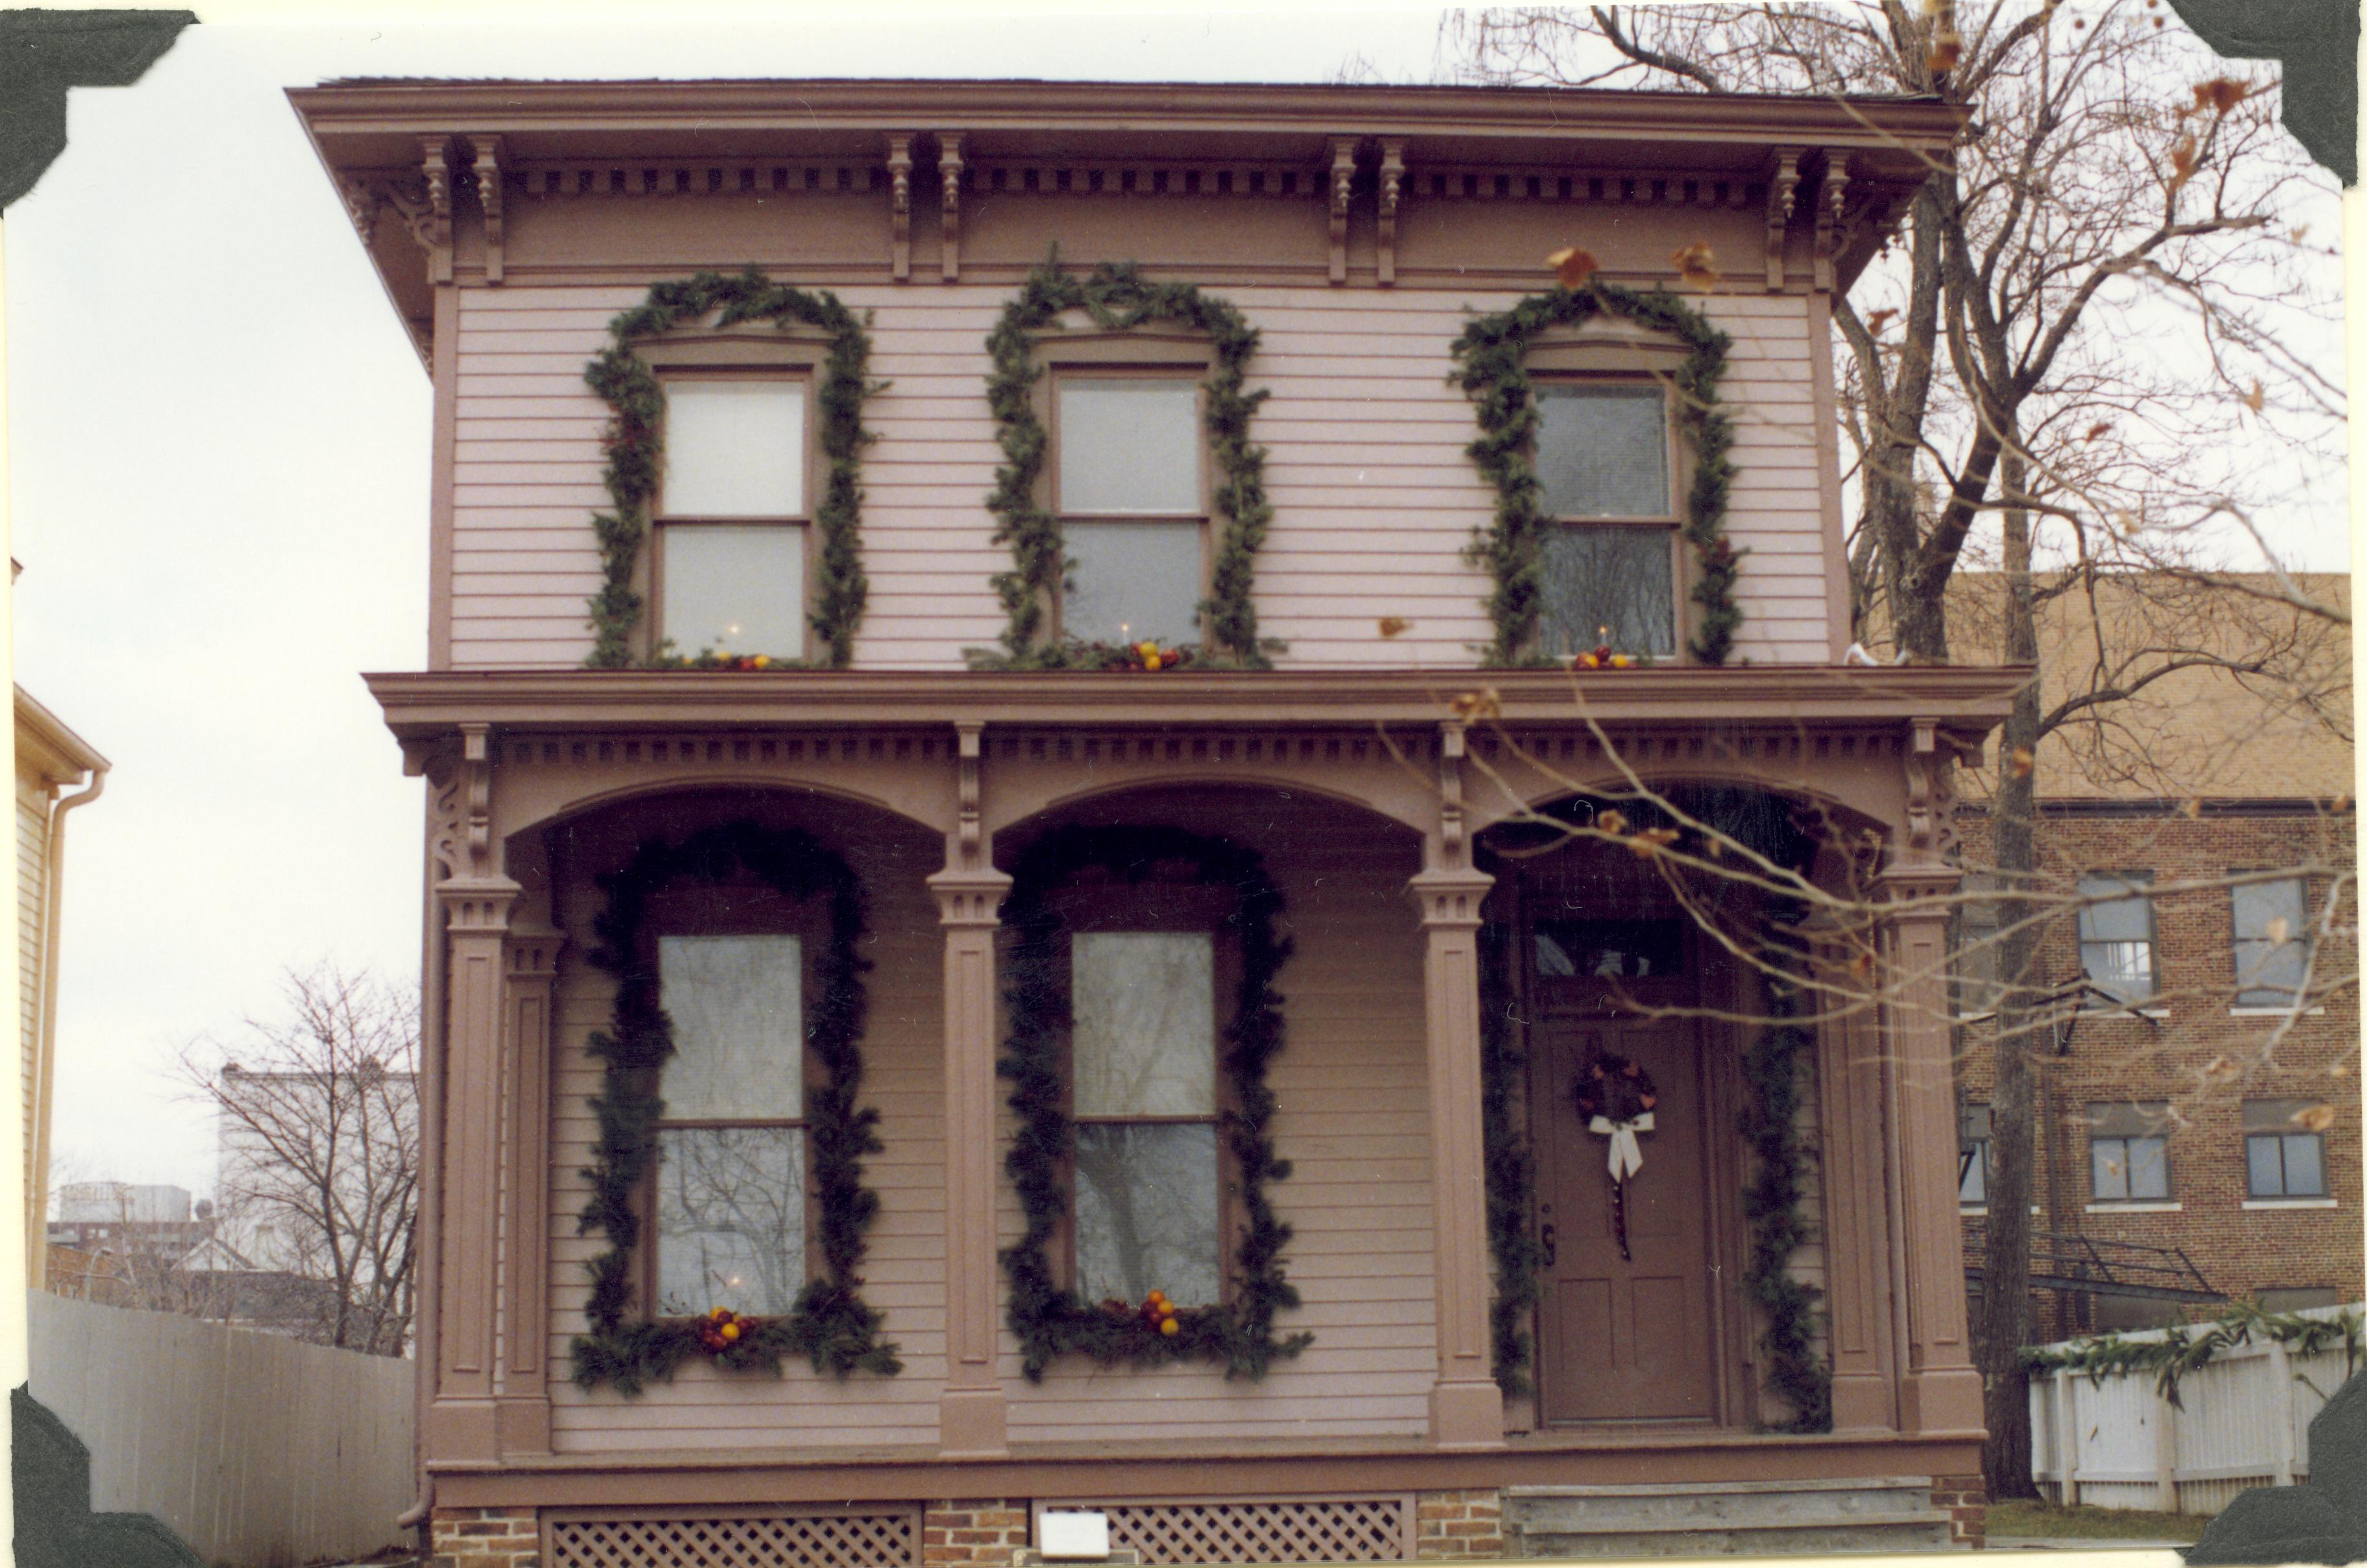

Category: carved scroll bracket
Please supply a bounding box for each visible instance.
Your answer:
[954,720,985,866]
[936,132,965,283]
[1377,139,1406,288]
[1438,718,1468,866]
[1328,136,1359,286]
[887,134,915,282]
[420,136,455,286]
[1813,154,1852,291]
[1898,717,1961,870]
[1763,146,1803,291]
[469,134,505,284]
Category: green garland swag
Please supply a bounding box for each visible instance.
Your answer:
[2022,1301,2364,1410]
[1478,917,1544,1396]
[971,258,1278,670]
[569,820,900,1393]
[582,267,878,668]
[1450,280,1742,667]
[1738,979,1832,1432]
[997,824,1311,1380]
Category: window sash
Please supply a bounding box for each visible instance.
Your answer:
[1539,524,1678,659]
[1960,1137,1990,1205]
[2092,1133,2170,1201]
[2077,874,2157,1003]
[661,378,807,519]
[1056,378,1203,517]
[656,522,810,661]
[657,935,804,1121]
[1072,1120,1223,1308]
[654,1124,807,1317]
[2249,1131,2326,1197]
[2233,878,2310,1007]
[1534,384,1672,519]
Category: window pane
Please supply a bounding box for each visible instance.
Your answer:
[1063,521,1202,646]
[1536,386,1669,517]
[1074,1122,1221,1307]
[1072,933,1215,1117]
[656,1126,804,1317]
[2234,879,2309,1005]
[2282,1133,2325,1196]
[661,524,806,657]
[2081,940,2157,1003]
[2077,875,2155,942]
[2127,1136,2169,1199]
[1058,380,1200,514]
[1960,1140,1988,1205]
[2092,1136,2129,1201]
[1540,526,1676,657]
[659,935,802,1121]
[664,380,804,517]
[2248,1134,2286,1197]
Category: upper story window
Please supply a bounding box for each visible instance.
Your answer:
[1959,1103,1992,1207]
[2088,1101,2172,1203]
[1535,382,1678,661]
[1054,374,1206,647]
[2077,872,2159,1006]
[655,372,811,661]
[1953,872,2005,1020]
[652,932,808,1316]
[2244,1099,2328,1198]
[2232,876,2311,1007]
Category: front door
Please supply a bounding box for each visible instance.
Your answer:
[1531,927,1719,1424]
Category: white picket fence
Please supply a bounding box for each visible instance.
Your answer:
[27,1291,415,1568]
[2027,1305,2362,1515]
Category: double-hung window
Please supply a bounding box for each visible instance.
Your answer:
[2088,1101,2172,1203]
[1067,928,1225,1306]
[651,933,808,1316]
[2232,876,2311,1007]
[1534,381,1679,659]
[1959,1104,1992,1207]
[654,372,811,660]
[2077,872,2159,1006]
[1054,374,1206,647]
[2244,1099,2329,1199]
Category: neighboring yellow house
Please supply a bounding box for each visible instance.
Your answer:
[16,685,107,1291]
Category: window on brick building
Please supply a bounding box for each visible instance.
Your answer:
[2077,872,2159,1005]
[2244,1099,2329,1198]
[1959,1104,1992,1207]
[1953,873,2005,1018]
[2231,877,2311,1007]
[2259,1287,2340,1312]
[2088,1101,2172,1202]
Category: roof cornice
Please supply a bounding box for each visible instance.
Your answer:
[14,687,108,785]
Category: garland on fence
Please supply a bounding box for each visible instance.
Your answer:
[1738,978,1832,1433]
[997,824,1311,1380]
[1478,917,1544,1396]
[569,821,900,1393]
[1449,279,1742,667]
[582,268,878,668]
[971,257,1278,670]
[2022,1301,2365,1410]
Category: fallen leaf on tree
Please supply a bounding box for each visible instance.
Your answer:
[1548,246,1600,289]
[1928,30,1963,73]
[2242,382,2264,412]
[2168,134,2199,191]
[1449,687,1502,722]
[2194,77,2252,114]
[1377,615,1412,639]
[2266,916,2292,945]
[2201,1055,2238,1083]
[2293,1103,2336,1133]
[1866,307,1898,335]
[1670,241,1720,290]
[1597,809,1630,837]
[2084,421,2113,443]
[2010,745,2035,778]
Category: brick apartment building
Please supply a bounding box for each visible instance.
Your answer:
[1950,574,2357,1338]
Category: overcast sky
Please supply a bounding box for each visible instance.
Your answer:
[5,8,2353,1199]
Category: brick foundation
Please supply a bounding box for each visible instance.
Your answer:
[1413,1488,1505,1560]
[429,1505,541,1568]
[1931,1474,1987,1549]
[923,1498,1030,1568]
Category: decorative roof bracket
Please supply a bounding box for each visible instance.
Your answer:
[936,132,965,283]
[1813,154,1852,292]
[1377,138,1405,288]
[469,134,504,284]
[1763,146,1802,291]
[887,134,914,282]
[1328,136,1358,286]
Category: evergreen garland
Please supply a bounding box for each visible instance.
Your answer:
[997,824,1311,1380]
[1450,281,1742,667]
[1737,978,1832,1432]
[569,821,900,1393]
[2022,1301,2364,1410]
[972,258,1278,670]
[1477,917,1544,1396]
[581,268,879,668]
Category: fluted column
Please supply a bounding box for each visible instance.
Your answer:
[1406,862,1506,1449]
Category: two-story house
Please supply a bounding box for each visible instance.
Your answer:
[296,78,2026,1565]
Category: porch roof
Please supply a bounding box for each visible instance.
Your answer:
[367,665,2029,753]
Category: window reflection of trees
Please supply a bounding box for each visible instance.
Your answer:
[656,1126,804,1316]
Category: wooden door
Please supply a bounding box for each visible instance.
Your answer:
[1533,1012,1717,1423]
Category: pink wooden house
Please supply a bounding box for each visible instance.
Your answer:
[295,77,2020,1568]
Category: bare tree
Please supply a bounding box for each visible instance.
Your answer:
[1444,0,2344,1495]
[177,964,421,1356]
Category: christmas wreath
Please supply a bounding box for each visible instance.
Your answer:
[1573,1052,1659,1264]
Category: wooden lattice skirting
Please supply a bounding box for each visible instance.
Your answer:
[544,1504,923,1568]
[1036,1494,1417,1564]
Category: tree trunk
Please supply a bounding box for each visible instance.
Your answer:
[1981,447,2043,1501]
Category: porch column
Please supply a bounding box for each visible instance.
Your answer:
[1875,863,1984,1434]
[1808,918,1900,1432]
[495,921,563,1458]
[930,721,1011,1456]
[1407,862,1506,1450]
[430,873,521,1463]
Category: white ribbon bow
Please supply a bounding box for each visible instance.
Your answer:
[1589,1110,1655,1181]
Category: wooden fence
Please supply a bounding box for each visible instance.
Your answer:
[27,1291,414,1568]
[2027,1305,2362,1515]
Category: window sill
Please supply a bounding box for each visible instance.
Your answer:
[1959,1206,2045,1216]
[2085,1201,2182,1214]
[2230,1006,2327,1017]
[2076,1007,2171,1020]
[2242,1197,2337,1210]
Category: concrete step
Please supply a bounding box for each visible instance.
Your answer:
[1504,1475,1939,1530]
[1509,1513,1959,1557]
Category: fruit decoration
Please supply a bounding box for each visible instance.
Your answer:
[1570,641,1644,671]
[1097,1289,1184,1336]
[695,1306,752,1353]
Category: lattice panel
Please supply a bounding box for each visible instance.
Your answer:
[1100,1498,1411,1565]
[546,1510,919,1568]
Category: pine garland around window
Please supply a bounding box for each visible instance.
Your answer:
[1450,280,1741,667]
[582,268,878,668]
[998,824,1311,1380]
[973,258,1278,670]
[1738,979,1831,1432]
[1478,916,1544,1397]
[569,820,900,1393]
